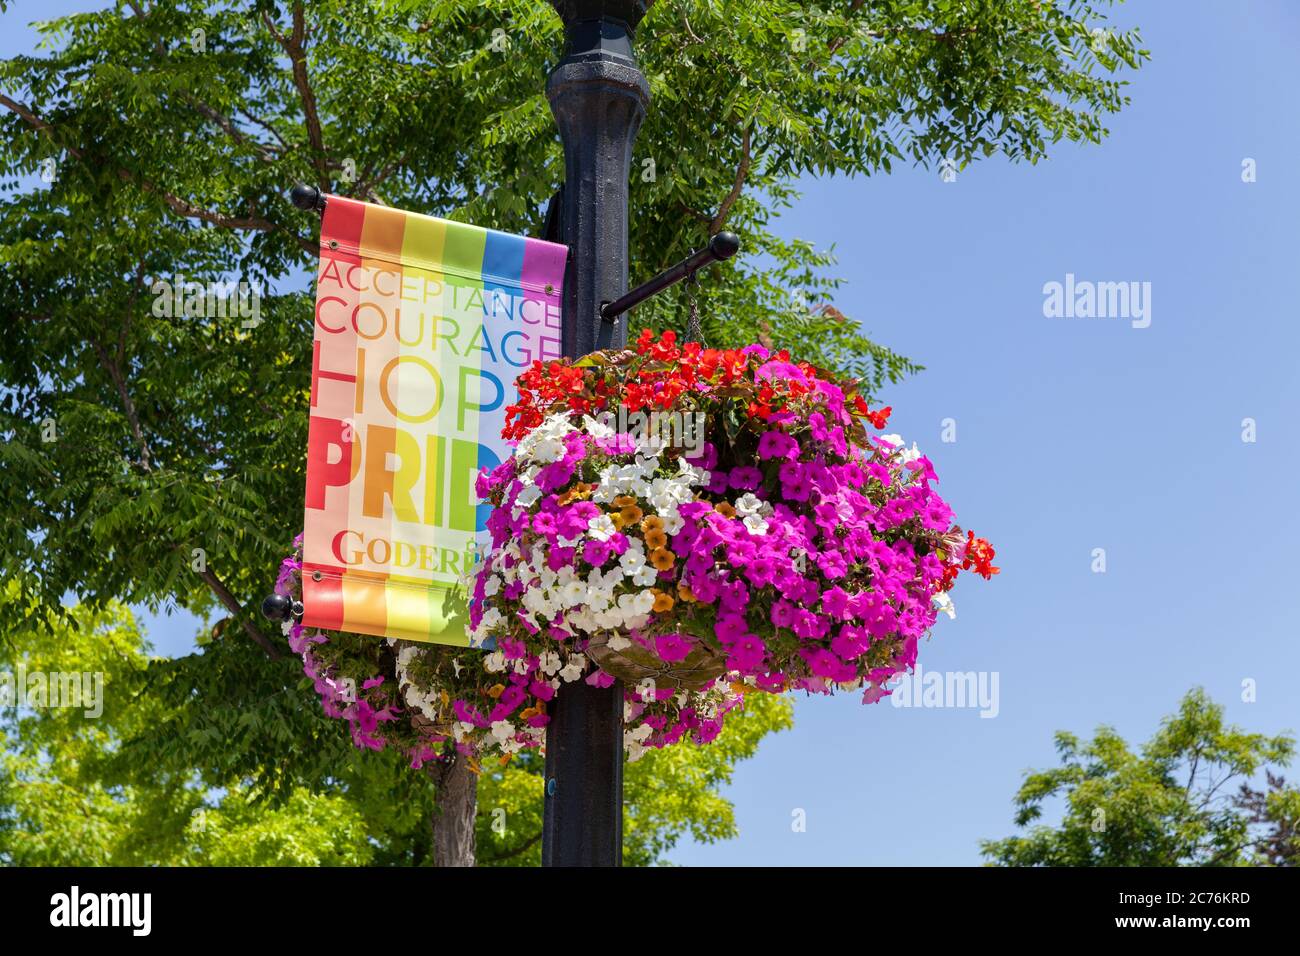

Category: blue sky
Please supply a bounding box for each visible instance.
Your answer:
[671,0,1300,865]
[6,1,1299,866]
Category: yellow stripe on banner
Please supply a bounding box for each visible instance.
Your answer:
[402,211,446,268]
[383,578,471,646]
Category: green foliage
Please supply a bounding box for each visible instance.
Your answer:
[1,587,793,865]
[1235,772,1300,866]
[0,581,375,865]
[981,690,1297,867]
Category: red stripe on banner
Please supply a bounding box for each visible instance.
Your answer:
[301,565,345,632]
[321,195,367,262]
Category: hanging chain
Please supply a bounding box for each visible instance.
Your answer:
[684,272,703,345]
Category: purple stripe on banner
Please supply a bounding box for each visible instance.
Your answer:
[520,237,565,364]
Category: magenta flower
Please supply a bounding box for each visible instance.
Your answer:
[655,632,694,663]
[757,430,799,461]
[821,586,850,619]
[728,634,767,672]
[583,539,613,566]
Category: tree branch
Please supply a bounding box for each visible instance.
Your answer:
[478,829,542,863]
[709,125,751,233]
[264,3,329,190]
[0,93,315,254]
[198,567,284,660]
[90,293,153,475]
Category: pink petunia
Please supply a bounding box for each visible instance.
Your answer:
[655,633,694,663]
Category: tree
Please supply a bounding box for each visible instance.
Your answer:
[0,585,793,865]
[981,689,1297,867]
[0,581,376,866]
[1235,772,1300,867]
[0,0,1147,862]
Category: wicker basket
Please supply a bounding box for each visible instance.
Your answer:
[585,632,728,691]
[408,710,454,738]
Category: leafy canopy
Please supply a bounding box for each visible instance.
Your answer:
[981,689,1297,867]
[0,587,793,865]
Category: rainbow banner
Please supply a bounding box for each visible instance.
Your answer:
[302,195,567,645]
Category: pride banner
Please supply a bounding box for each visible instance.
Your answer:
[302,195,567,645]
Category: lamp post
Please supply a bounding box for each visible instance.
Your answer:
[541,0,651,867]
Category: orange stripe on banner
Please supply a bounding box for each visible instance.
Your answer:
[359,203,408,262]
[341,571,389,636]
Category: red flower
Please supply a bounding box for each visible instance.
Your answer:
[962,531,1000,580]
[865,405,892,430]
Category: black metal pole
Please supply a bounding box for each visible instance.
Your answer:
[541,0,650,867]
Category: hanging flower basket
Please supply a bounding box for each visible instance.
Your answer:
[467,330,997,720]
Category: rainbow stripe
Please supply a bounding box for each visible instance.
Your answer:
[302,196,566,645]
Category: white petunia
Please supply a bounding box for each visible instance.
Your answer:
[743,514,770,536]
[560,580,588,608]
[559,656,587,682]
[583,414,615,439]
[588,514,618,541]
[932,591,957,620]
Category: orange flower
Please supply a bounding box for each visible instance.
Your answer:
[677,583,696,602]
[610,511,628,529]
[619,504,644,524]
[487,684,505,699]
[650,589,674,613]
[650,548,676,571]
[558,482,592,505]
[613,495,638,508]
[714,502,736,519]
[644,528,668,550]
[640,515,664,534]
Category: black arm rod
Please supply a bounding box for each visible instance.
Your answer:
[291,183,327,213]
[599,231,739,321]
